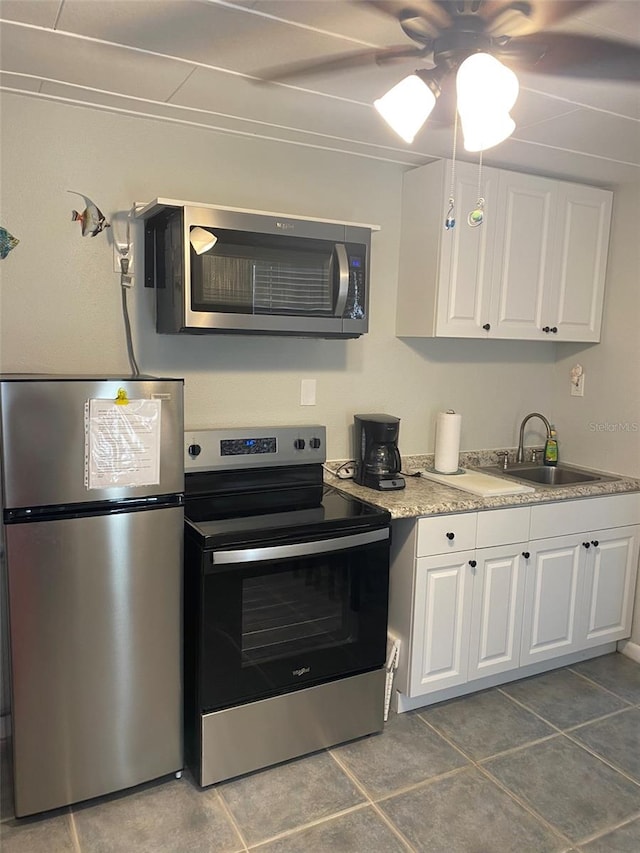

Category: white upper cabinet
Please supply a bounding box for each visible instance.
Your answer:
[396,159,613,342]
[544,183,613,341]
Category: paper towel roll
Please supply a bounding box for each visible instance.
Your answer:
[434,410,462,474]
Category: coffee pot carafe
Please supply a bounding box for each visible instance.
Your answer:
[354,414,405,491]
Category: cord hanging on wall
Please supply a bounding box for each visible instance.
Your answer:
[110,207,140,379]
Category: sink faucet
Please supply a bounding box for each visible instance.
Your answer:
[516,412,552,463]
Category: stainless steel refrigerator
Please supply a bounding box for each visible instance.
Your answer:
[0,375,184,817]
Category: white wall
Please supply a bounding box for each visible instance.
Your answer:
[552,180,640,646]
[1,95,556,458]
[551,181,640,479]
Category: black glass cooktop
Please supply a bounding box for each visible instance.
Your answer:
[185,483,390,550]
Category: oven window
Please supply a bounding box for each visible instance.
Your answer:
[241,563,355,664]
[196,536,389,712]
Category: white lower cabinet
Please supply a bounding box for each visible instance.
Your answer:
[468,544,528,680]
[521,523,640,666]
[520,535,584,665]
[580,525,639,646]
[389,494,640,706]
[411,551,474,694]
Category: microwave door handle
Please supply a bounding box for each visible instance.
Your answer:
[333,243,349,317]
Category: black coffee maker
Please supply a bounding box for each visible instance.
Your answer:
[354,414,405,491]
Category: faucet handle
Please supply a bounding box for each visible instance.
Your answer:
[531,448,543,464]
[495,450,509,470]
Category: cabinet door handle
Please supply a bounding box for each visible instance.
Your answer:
[542,326,550,333]
[522,551,530,559]
[551,326,558,333]
[446,532,455,540]
[482,323,491,331]
[583,541,591,549]
[469,560,477,568]
[591,540,599,547]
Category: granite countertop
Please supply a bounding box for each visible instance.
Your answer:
[324,450,640,520]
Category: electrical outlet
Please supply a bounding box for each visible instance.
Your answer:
[113,243,133,274]
[571,374,585,397]
[337,464,355,479]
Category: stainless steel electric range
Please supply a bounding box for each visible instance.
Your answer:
[183,425,391,787]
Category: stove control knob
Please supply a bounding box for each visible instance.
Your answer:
[310,437,321,449]
[188,444,201,458]
[294,438,306,450]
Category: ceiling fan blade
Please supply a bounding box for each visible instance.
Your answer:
[360,0,452,32]
[498,33,640,80]
[480,1,597,37]
[253,44,432,84]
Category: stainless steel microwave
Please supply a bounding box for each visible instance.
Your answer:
[137,200,378,338]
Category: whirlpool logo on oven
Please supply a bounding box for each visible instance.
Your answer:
[292,666,310,677]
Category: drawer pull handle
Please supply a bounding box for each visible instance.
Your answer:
[591,540,599,547]
[469,560,477,568]
[446,532,455,540]
[482,323,491,331]
[583,541,591,549]
[522,551,530,559]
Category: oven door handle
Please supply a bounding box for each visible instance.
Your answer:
[209,527,389,567]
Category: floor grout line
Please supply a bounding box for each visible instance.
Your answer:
[475,762,576,850]
[572,809,640,848]
[413,710,575,850]
[495,682,634,736]
[245,802,374,851]
[328,750,417,852]
[67,809,82,853]
[561,729,640,789]
[565,665,637,704]
[214,786,251,853]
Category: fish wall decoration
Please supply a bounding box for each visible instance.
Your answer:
[0,227,19,259]
[68,191,110,237]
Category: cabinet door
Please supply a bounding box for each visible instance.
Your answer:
[489,172,557,339]
[582,525,640,647]
[545,183,613,342]
[468,545,527,680]
[435,162,500,337]
[409,552,474,696]
[520,535,585,665]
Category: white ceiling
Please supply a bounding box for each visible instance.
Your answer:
[1,0,639,185]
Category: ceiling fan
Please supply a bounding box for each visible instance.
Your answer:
[256,1,640,149]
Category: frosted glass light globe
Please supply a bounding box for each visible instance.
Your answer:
[374,75,437,144]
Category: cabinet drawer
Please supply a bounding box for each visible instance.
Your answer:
[476,507,531,548]
[530,493,640,540]
[417,513,477,556]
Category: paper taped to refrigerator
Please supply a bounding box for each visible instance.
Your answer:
[85,398,162,488]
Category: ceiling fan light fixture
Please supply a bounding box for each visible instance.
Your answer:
[190,226,217,255]
[374,74,437,144]
[460,112,516,152]
[456,52,519,151]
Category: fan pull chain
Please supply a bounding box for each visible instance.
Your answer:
[445,111,459,230]
[468,152,485,227]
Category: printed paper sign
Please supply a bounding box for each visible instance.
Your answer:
[85,398,162,488]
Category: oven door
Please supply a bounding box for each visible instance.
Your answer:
[198,527,390,712]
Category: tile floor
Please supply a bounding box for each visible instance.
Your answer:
[1,652,639,852]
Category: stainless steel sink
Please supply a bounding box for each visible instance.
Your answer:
[482,463,617,488]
